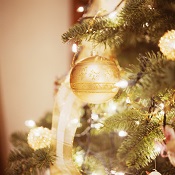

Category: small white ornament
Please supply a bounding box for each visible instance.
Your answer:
[149,171,161,175]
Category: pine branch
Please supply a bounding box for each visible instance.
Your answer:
[62,0,175,48]
[61,16,126,48]
[33,147,56,169]
[10,132,28,147]
[127,52,175,98]
[118,0,175,42]
[62,17,117,43]
[6,147,35,175]
[131,155,175,175]
[117,121,164,170]
[6,146,56,175]
[96,109,145,134]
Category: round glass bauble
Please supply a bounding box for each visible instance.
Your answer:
[70,55,120,104]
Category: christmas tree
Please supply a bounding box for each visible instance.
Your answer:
[6,0,175,175]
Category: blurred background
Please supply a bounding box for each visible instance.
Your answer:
[0,0,88,172]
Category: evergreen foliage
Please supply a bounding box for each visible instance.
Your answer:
[117,121,163,170]
[124,52,175,100]
[6,0,175,174]
[6,113,56,175]
[62,0,175,46]
[97,109,145,133]
[6,146,55,175]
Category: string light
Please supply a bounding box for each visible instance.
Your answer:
[143,22,149,28]
[74,150,84,167]
[115,80,128,88]
[71,118,79,124]
[126,97,131,104]
[158,103,165,117]
[148,5,154,10]
[118,130,128,137]
[159,103,164,110]
[110,171,125,175]
[25,120,36,128]
[91,123,104,130]
[68,118,82,128]
[154,145,161,153]
[91,113,99,121]
[111,170,117,174]
[109,102,117,112]
[106,101,117,114]
[116,172,125,175]
[135,121,140,125]
[77,6,84,12]
[72,43,78,53]
[108,11,117,19]
[91,172,98,175]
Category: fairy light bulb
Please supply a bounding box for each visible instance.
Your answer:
[154,145,161,153]
[105,100,118,114]
[126,97,131,104]
[159,103,164,110]
[91,172,98,175]
[71,118,79,124]
[143,22,149,27]
[115,80,128,88]
[116,172,125,175]
[75,153,84,166]
[77,6,84,12]
[77,6,84,13]
[108,102,117,112]
[111,171,125,175]
[72,43,78,53]
[108,11,117,19]
[111,170,116,174]
[135,121,140,125]
[159,110,165,116]
[158,103,165,116]
[25,120,36,128]
[91,113,99,121]
[91,123,104,130]
[118,130,128,137]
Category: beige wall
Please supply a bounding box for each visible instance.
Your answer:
[0,0,71,166]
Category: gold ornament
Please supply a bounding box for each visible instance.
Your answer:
[70,55,120,104]
[28,127,53,150]
[158,30,175,60]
